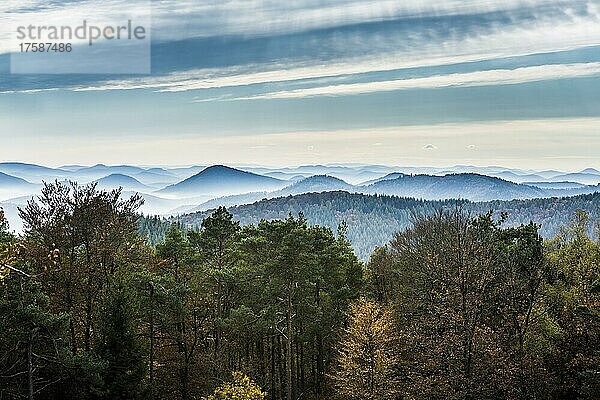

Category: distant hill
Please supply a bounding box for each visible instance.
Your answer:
[0,172,38,201]
[78,164,146,174]
[492,171,545,183]
[173,190,600,260]
[364,173,546,201]
[172,191,271,215]
[360,172,405,186]
[59,165,87,171]
[120,191,212,215]
[262,172,307,181]
[580,168,600,175]
[168,175,356,215]
[159,165,286,197]
[280,175,355,195]
[94,174,153,192]
[0,162,64,176]
[549,173,600,185]
[0,172,33,187]
[134,170,180,186]
[246,164,394,184]
[0,162,69,183]
[524,181,587,190]
[75,164,146,177]
[164,172,599,217]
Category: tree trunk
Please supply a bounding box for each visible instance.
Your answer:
[149,283,155,398]
[28,329,34,400]
[270,335,276,400]
[286,293,293,400]
[180,364,189,400]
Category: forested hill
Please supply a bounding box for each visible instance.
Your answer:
[474,192,600,238]
[171,191,600,260]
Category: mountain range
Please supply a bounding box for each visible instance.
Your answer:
[1,162,600,233]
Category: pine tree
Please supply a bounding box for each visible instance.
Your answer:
[97,282,145,399]
[0,210,78,399]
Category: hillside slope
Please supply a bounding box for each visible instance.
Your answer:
[174,191,600,260]
[159,165,286,197]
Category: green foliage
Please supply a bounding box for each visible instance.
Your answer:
[138,215,173,246]
[0,207,14,281]
[0,271,72,399]
[1,184,599,400]
[97,282,145,399]
[541,210,600,398]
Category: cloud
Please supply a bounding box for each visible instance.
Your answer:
[4,1,578,43]
[63,3,600,94]
[228,63,600,100]
[2,0,599,93]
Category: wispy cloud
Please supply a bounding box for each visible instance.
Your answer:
[230,63,600,100]
[2,0,599,93]
[43,2,600,95]
[148,0,578,40]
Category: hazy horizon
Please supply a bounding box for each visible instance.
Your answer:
[1,159,599,174]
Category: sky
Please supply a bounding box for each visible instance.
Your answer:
[0,0,599,169]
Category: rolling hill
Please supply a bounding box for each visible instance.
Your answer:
[360,172,405,186]
[364,173,546,201]
[549,172,600,185]
[0,162,70,183]
[0,172,34,187]
[133,170,180,186]
[94,174,153,192]
[163,172,600,216]
[172,191,600,260]
[167,175,357,215]
[159,165,287,197]
[524,181,587,190]
[280,175,355,195]
[0,172,38,201]
[76,164,146,176]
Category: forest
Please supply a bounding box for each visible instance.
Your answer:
[1,181,599,400]
[158,191,600,260]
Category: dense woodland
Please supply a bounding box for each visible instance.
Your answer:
[1,181,599,399]
[167,191,600,260]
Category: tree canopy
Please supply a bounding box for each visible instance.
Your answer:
[1,182,598,400]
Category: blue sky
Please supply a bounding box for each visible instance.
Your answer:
[0,0,599,169]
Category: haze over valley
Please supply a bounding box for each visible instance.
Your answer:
[2,161,599,258]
